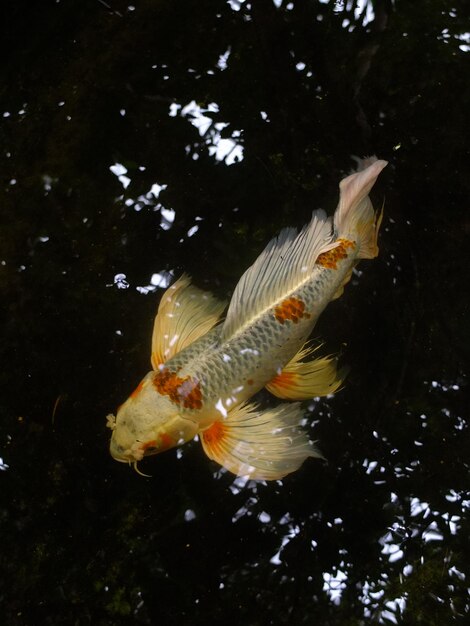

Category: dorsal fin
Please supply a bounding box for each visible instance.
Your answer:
[151,274,226,369]
[220,210,335,341]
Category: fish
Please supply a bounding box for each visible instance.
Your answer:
[107,157,387,480]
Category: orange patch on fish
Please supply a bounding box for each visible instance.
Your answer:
[202,421,225,453]
[142,433,174,453]
[153,369,203,410]
[274,297,311,324]
[159,432,174,449]
[316,238,355,269]
[142,439,157,452]
[130,380,145,399]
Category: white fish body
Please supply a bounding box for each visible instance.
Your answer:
[107,158,387,480]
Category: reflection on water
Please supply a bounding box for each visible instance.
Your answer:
[1,0,469,624]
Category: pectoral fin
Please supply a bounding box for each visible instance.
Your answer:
[266,345,344,400]
[151,274,226,369]
[200,402,321,481]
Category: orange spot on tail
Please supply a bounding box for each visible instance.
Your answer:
[270,371,295,388]
[153,369,203,410]
[316,238,355,270]
[274,296,311,324]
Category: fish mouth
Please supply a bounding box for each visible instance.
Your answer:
[109,439,144,463]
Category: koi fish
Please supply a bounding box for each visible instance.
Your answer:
[107,157,387,480]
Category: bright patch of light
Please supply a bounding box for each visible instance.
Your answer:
[379,526,404,563]
[150,182,168,198]
[208,136,244,165]
[457,32,470,52]
[160,207,175,230]
[181,100,218,135]
[422,521,444,542]
[383,597,406,624]
[169,100,244,165]
[323,568,348,605]
[0,457,9,471]
[410,497,429,517]
[272,0,282,7]
[227,0,246,11]
[215,398,228,419]
[217,47,231,70]
[354,0,375,26]
[151,271,173,288]
[113,273,129,289]
[270,518,300,565]
[120,178,171,221]
[187,225,199,237]
[184,509,196,521]
[449,566,466,581]
[229,475,250,495]
[110,162,131,189]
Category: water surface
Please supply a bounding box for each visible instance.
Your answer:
[1,1,468,624]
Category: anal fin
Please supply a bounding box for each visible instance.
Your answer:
[266,344,344,400]
[200,402,321,481]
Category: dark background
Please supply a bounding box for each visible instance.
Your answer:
[1,0,469,624]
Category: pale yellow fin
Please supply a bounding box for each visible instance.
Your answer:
[266,344,344,400]
[334,157,387,259]
[200,402,321,481]
[220,210,336,341]
[151,274,226,369]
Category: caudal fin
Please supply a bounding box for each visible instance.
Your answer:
[334,157,387,259]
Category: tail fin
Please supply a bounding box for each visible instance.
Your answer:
[334,157,387,259]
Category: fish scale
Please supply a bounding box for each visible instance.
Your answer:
[164,260,352,426]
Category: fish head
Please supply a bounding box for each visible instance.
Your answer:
[107,370,199,464]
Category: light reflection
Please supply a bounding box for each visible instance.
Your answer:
[136,270,174,295]
[109,162,131,189]
[270,516,300,565]
[0,457,9,471]
[113,273,129,289]
[184,509,196,521]
[322,567,348,605]
[217,47,231,70]
[169,100,244,165]
[227,0,246,11]
[160,207,175,230]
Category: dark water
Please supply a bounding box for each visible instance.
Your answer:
[1,1,469,624]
